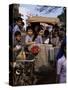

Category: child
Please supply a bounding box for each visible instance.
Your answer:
[25,26,35,58]
[25,26,42,59]
[13,31,22,51]
[51,32,60,47]
[44,27,50,44]
[39,29,44,43]
[13,17,23,34]
[57,39,66,83]
[13,31,26,60]
[25,26,35,45]
[25,26,43,45]
[32,28,43,44]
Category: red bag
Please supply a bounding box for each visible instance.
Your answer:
[31,45,40,55]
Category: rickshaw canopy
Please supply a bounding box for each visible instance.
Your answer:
[28,16,60,25]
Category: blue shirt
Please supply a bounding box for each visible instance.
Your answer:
[25,35,43,44]
[13,25,20,34]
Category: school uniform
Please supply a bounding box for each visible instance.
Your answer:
[57,55,66,83]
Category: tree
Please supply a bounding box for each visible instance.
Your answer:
[58,7,66,23]
[58,7,66,30]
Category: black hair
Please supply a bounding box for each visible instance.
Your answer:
[26,26,33,32]
[32,25,43,41]
[16,17,22,22]
[22,22,24,26]
[40,25,44,30]
[14,31,21,37]
[44,29,49,38]
[60,27,64,31]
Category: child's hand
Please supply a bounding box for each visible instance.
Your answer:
[25,41,36,45]
[13,45,22,52]
[31,42,36,44]
[16,45,22,50]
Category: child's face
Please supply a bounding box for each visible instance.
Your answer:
[28,29,33,36]
[17,20,22,27]
[16,35,21,41]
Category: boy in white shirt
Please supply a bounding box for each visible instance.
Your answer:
[57,40,66,83]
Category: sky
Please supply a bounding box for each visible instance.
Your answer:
[19,4,64,29]
[19,4,64,18]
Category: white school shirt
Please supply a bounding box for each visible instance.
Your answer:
[57,55,66,83]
